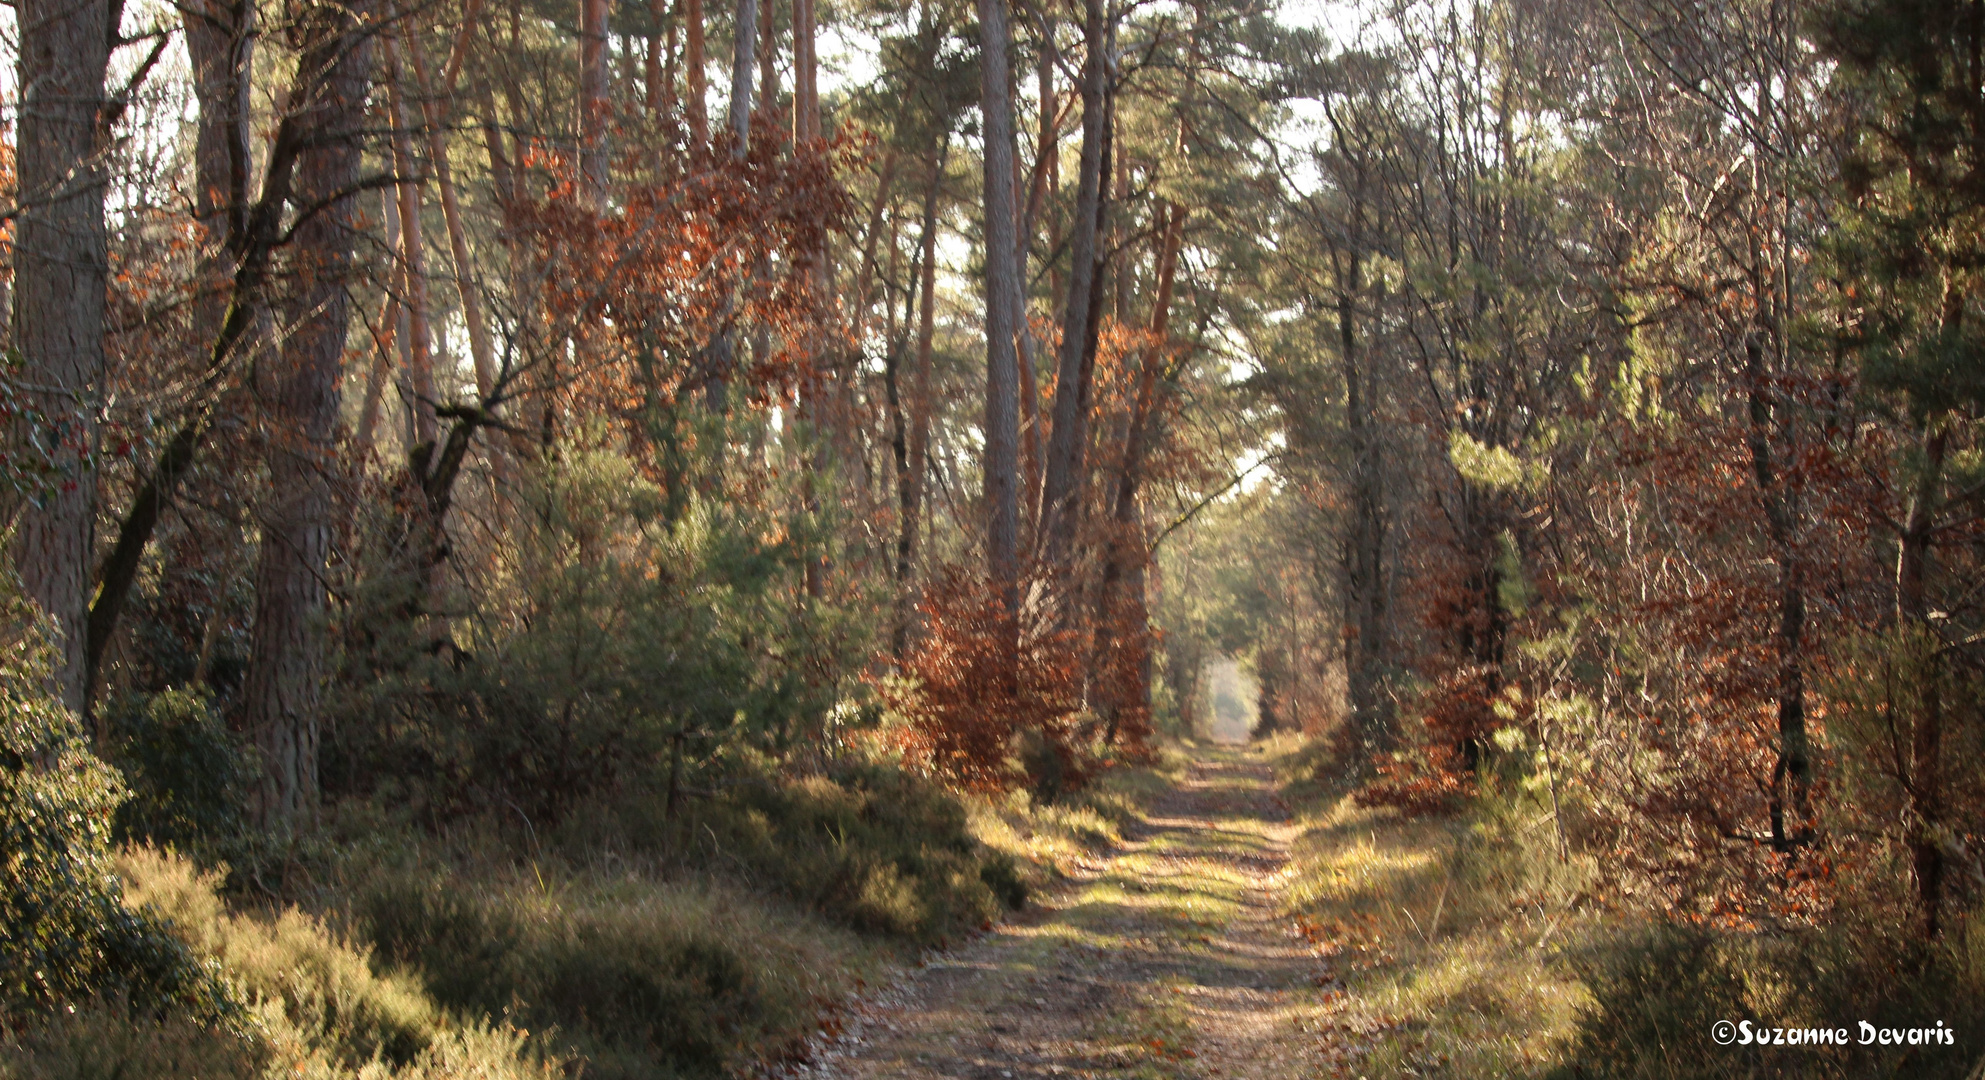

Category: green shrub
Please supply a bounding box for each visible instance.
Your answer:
[325,464,868,827]
[696,761,1017,943]
[357,870,870,1080]
[104,689,251,858]
[978,851,1029,910]
[0,1001,564,1080]
[0,1002,262,1080]
[118,847,439,1068]
[1554,919,1985,1080]
[0,565,232,1024]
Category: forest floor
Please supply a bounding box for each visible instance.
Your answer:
[790,741,1354,1080]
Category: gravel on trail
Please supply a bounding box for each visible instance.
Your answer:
[779,743,1341,1080]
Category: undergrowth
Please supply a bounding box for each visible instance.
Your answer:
[1272,732,1985,1079]
[0,746,1052,1079]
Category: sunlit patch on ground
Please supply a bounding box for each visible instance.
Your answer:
[787,739,1591,1080]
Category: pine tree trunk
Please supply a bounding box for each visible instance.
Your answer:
[403,23,498,400]
[1742,329,1810,851]
[687,0,708,152]
[1338,242,1391,754]
[579,0,612,201]
[892,151,945,656]
[12,0,111,712]
[794,0,817,140]
[78,0,253,707]
[1036,0,1108,564]
[977,0,1023,609]
[185,0,254,339]
[730,0,757,148]
[356,187,404,462]
[246,0,376,827]
[1902,422,1949,938]
[1093,204,1181,741]
[1901,275,1960,938]
[384,50,438,457]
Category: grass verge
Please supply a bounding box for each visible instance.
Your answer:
[1269,733,1593,1079]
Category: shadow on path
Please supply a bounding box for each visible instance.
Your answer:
[798,742,1330,1080]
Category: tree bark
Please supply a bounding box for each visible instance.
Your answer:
[78,0,253,708]
[12,0,112,712]
[1742,329,1810,852]
[687,0,708,153]
[794,0,817,141]
[1902,274,1962,938]
[977,0,1024,609]
[890,148,945,656]
[1016,13,1056,523]
[757,0,776,134]
[1338,244,1391,753]
[356,187,405,462]
[245,0,376,827]
[1036,0,1108,564]
[659,0,682,114]
[578,0,612,202]
[1901,420,1949,938]
[1094,203,1182,741]
[730,0,757,149]
[852,149,901,336]
[185,0,255,341]
[384,44,439,456]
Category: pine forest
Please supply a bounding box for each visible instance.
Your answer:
[0,0,1982,1075]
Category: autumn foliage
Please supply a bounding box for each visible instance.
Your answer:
[883,564,1156,797]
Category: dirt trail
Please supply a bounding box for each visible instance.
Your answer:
[804,743,1330,1080]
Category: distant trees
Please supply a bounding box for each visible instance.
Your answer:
[1,0,1974,965]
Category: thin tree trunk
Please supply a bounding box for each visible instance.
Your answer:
[758,0,777,132]
[646,0,667,111]
[701,0,756,415]
[891,147,945,655]
[1020,10,1056,254]
[1036,0,1108,564]
[977,0,1024,608]
[356,187,404,462]
[730,0,757,149]
[1016,15,1055,523]
[578,0,611,201]
[687,0,708,152]
[1094,204,1181,741]
[384,44,439,458]
[1902,420,1949,938]
[1339,242,1391,753]
[852,149,901,335]
[12,0,111,712]
[1902,275,1962,938]
[79,0,252,707]
[403,21,498,401]
[1743,329,1810,852]
[246,0,376,827]
[794,0,817,140]
[185,0,255,344]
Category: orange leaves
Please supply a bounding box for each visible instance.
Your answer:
[883,563,1158,795]
[513,123,862,416]
[884,567,1087,793]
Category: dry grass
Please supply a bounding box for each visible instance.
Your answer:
[967,744,1188,887]
[0,846,563,1080]
[1269,733,1594,1079]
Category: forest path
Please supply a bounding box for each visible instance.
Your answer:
[806,742,1335,1080]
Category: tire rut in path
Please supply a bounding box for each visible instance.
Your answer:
[805,743,1327,1080]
